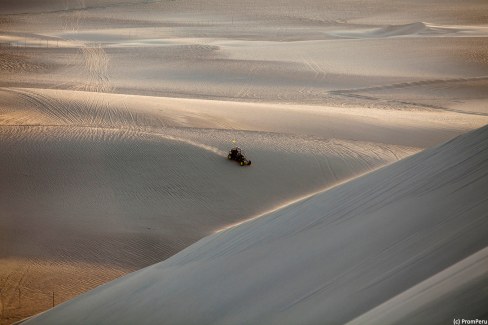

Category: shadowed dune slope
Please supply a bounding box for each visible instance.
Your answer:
[0,87,417,323]
[0,123,414,268]
[24,124,488,325]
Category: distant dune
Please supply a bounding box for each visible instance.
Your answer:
[0,1,133,14]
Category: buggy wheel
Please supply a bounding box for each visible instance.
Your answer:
[240,161,244,166]
[228,154,232,160]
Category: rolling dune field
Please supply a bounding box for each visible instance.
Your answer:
[1,0,487,323]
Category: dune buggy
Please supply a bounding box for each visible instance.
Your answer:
[227,147,252,166]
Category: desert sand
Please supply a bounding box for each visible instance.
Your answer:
[1,0,487,324]
[23,122,488,325]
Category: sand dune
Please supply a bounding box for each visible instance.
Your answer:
[1,87,422,323]
[23,125,488,325]
[2,87,486,146]
[346,246,488,325]
[2,0,488,106]
[1,0,488,323]
[327,22,487,39]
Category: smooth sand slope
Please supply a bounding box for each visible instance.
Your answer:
[1,0,488,323]
[0,87,421,323]
[24,125,488,325]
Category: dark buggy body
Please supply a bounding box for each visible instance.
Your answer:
[227,147,252,166]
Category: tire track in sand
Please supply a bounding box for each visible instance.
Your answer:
[75,44,113,94]
[0,123,227,157]
[329,76,488,116]
[61,9,114,118]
